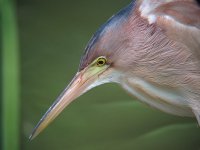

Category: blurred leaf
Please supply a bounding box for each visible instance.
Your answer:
[2,0,20,150]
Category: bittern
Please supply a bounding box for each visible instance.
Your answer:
[30,0,200,140]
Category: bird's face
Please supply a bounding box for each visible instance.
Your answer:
[30,49,122,140]
[30,2,135,140]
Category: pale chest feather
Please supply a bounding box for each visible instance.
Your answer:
[121,77,194,117]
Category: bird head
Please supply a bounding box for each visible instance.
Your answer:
[30,1,137,140]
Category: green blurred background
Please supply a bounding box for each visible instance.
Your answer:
[2,0,200,150]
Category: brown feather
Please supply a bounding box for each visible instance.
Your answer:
[80,0,200,124]
[137,0,200,123]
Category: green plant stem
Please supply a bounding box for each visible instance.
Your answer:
[2,0,20,150]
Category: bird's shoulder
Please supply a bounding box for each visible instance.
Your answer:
[138,0,200,28]
[138,0,200,58]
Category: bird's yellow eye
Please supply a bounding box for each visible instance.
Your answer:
[96,57,107,67]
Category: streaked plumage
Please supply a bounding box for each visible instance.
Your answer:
[30,0,200,140]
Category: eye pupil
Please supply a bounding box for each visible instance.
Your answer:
[99,61,104,64]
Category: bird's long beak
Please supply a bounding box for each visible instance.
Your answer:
[29,65,109,140]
